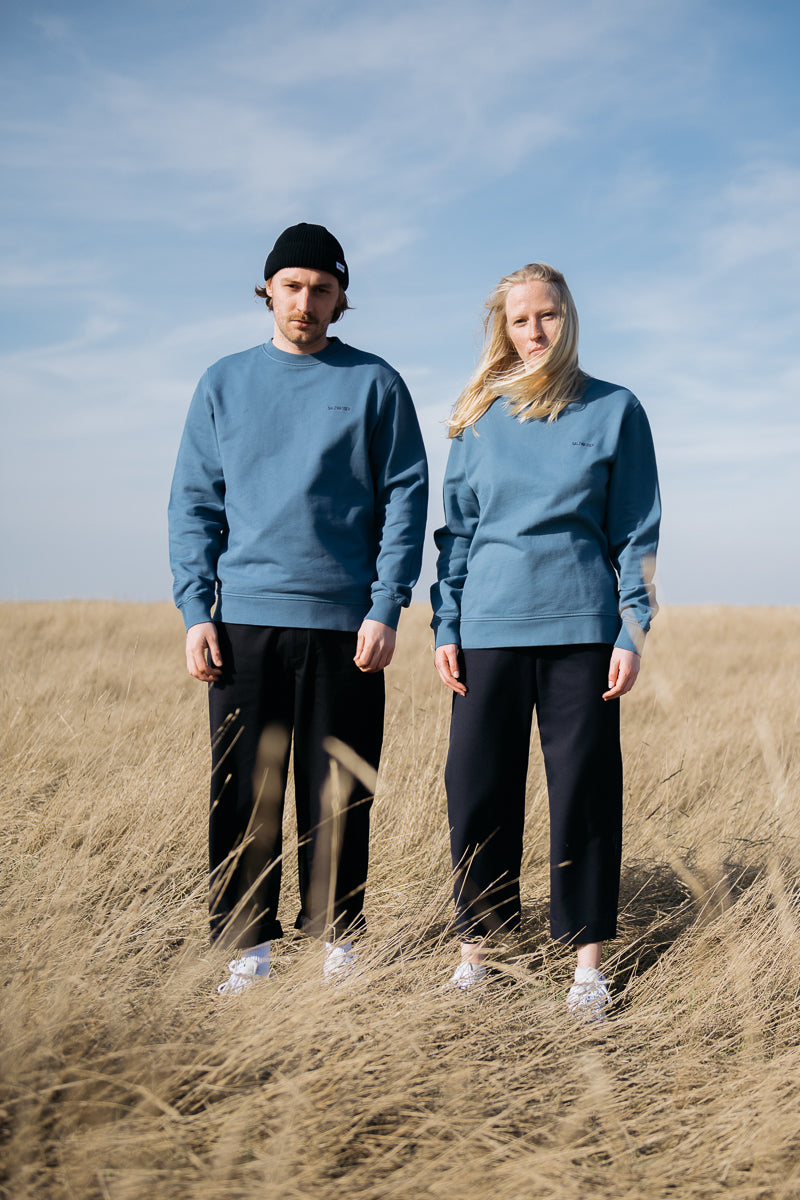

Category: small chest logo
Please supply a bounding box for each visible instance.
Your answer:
[572,440,594,447]
[328,405,351,412]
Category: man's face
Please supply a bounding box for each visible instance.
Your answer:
[266,267,342,355]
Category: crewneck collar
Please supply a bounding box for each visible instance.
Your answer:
[262,337,342,366]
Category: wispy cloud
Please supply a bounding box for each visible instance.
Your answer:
[0,1,714,235]
[1,0,798,602]
[589,155,800,414]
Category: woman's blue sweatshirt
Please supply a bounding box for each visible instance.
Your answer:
[431,378,660,654]
[169,338,428,633]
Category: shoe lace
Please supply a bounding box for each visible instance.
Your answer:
[228,957,260,979]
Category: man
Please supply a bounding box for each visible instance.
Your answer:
[169,223,428,994]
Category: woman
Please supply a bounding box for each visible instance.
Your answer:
[431,263,660,1019]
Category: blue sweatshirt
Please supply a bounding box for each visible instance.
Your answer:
[169,338,428,632]
[431,378,660,654]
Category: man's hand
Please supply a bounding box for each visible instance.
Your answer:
[603,647,640,699]
[354,619,396,672]
[434,643,467,696]
[185,622,223,682]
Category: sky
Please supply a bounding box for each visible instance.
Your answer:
[1,0,798,608]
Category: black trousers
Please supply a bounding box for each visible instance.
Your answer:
[445,645,622,945]
[207,623,385,947]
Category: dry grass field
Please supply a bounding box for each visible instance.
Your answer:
[2,601,800,1199]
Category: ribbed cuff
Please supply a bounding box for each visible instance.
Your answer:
[433,620,462,649]
[179,597,215,631]
[365,594,402,630]
[614,617,645,655]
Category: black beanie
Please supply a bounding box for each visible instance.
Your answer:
[264,223,349,290]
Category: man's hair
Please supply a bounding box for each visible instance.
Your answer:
[448,263,584,437]
[254,280,351,323]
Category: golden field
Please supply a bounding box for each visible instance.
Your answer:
[1,601,799,1199]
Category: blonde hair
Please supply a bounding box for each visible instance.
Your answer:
[448,263,584,437]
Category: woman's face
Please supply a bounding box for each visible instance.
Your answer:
[505,280,561,363]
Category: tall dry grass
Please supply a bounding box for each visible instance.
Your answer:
[1,601,799,1199]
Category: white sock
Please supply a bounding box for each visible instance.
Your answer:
[575,966,602,983]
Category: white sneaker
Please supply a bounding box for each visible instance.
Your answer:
[216,954,269,996]
[323,941,357,983]
[566,968,611,1022]
[448,960,487,991]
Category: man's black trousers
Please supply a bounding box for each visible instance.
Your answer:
[207,623,385,948]
[445,644,622,945]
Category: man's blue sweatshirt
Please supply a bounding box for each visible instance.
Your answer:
[169,338,428,632]
[431,378,660,654]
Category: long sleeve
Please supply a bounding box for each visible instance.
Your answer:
[430,434,480,648]
[168,373,228,630]
[366,376,429,628]
[605,401,661,653]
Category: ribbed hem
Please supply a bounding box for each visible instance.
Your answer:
[458,612,622,649]
[217,591,366,631]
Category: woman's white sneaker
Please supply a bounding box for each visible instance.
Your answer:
[323,941,357,982]
[448,960,488,990]
[566,967,611,1022]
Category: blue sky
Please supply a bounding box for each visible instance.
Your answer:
[2,0,798,606]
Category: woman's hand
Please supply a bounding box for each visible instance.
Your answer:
[603,647,640,699]
[435,644,467,696]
